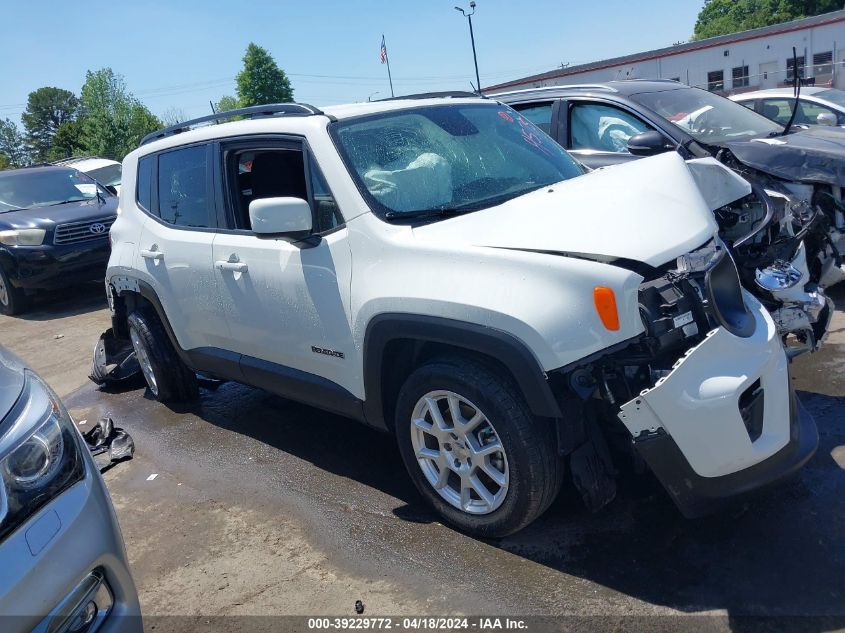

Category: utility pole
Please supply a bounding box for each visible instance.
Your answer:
[455,2,481,94]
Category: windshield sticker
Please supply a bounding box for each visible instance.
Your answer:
[497,110,514,123]
[516,115,554,156]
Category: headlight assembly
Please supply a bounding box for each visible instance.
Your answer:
[0,370,84,542]
[0,228,46,246]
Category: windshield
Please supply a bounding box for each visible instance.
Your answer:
[85,163,122,187]
[632,87,783,144]
[332,103,583,219]
[0,168,104,212]
[816,89,845,108]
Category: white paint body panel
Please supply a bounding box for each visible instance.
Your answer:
[618,291,789,478]
[415,151,717,267]
[211,229,356,393]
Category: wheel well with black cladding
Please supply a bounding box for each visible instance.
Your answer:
[361,313,564,434]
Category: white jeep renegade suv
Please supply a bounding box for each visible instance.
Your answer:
[105,97,817,536]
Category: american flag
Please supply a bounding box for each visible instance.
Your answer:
[380,36,387,64]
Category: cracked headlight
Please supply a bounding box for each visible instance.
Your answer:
[0,370,84,542]
[0,228,46,246]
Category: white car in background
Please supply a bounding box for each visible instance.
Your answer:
[53,157,123,196]
[730,87,845,128]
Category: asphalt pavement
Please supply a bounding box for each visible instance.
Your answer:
[1,282,843,632]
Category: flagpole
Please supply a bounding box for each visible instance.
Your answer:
[383,34,395,97]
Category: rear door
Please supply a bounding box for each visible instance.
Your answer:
[134,143,231,352]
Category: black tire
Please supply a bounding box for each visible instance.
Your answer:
[395,356,562,537]
[0,264,29,316]
[127,309,198,403]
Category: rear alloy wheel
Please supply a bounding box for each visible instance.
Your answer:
[0,265,28,316]
[127,310,198,403]
[396,357,562,537]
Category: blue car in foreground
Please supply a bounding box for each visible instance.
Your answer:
[0,345,140,632]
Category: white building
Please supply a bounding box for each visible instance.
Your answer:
[485,10,845,95]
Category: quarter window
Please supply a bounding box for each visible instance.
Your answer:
[136,155,154,212]
[569,103,651,153]
[157,145,213,228]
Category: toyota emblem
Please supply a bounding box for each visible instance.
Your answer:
[89,222,106,234]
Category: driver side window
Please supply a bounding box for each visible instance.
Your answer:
[569,103,651,153]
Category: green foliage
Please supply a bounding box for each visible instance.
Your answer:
[79,68,162,161]
[215,95,241,113]
[0,118,28,168]
[0,153,9,171]
[48,119,84,161]
[235,43,294,107]
[21,87,78,163]
[693,0,842,40]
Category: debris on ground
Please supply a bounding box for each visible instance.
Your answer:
[82,416,135,472]
[89,328,141,385]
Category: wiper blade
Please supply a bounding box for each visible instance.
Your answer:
[46,198,88,206]
[384,207,468,220]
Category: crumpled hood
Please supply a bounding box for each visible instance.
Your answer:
[726,126,845,186]
[413,151,717,268]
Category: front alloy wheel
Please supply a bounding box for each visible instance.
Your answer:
[411,391,509,514]
[395,357,562,537]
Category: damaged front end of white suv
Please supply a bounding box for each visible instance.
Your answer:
[685,159,833,357]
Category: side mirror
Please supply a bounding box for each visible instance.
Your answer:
[249,197,312,237]
[627,130,670,156]
[816,112,837,126]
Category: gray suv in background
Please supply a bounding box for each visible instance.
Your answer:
[0,346,140,632]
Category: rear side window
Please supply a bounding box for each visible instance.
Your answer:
[137,156,154,212]
[157,145,213,228]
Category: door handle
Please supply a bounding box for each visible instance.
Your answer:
[215,260,248,273]
[140,249,164,260]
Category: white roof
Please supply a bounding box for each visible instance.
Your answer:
[59,157,120,172]
[136,97,490,156]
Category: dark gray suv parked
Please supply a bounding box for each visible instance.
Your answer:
[0,346,140,632]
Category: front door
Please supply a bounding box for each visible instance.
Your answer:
[211,139,357,399]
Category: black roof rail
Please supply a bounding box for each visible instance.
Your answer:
[140,102,329,146]
[376,91,486,101]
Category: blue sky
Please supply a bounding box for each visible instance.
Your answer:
[0,0,702,124]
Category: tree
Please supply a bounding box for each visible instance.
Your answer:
[48,119,84,161]
[22,87,78,163]
[693,0,841,40]
[214,95,241,113]
[0,118,28,168]
[0,154,9,171]
[235,43,294,107]
[161,106,188,127]
[78,68,161,161]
